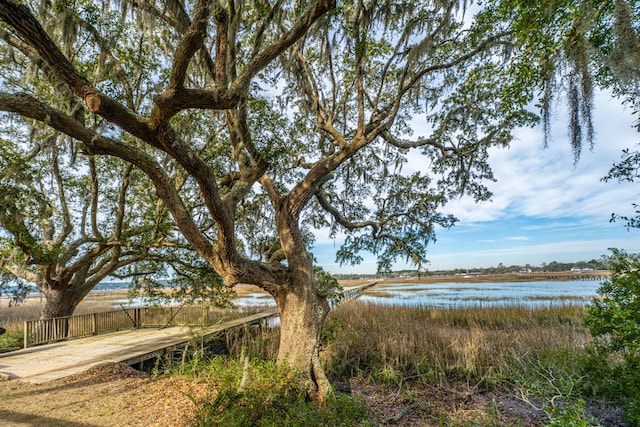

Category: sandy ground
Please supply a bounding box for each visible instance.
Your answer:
[1,361,625,426]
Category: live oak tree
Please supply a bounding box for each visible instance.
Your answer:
[0,0,232,319]
[0,122,225,319]
[0,0,560,396]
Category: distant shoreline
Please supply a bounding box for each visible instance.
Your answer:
[338,270,611,286]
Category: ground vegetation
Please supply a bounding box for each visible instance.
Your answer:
[0,301,630,426]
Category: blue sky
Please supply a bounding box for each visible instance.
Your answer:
[312,90,640,274]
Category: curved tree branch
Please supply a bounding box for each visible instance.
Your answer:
[230,0,336,96]
[0,91,214,262]
[0,91,287,289]
[88,157,105,242]
[0,0,152,140]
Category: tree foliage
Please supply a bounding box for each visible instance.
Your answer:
[0,117,226,317]
[0,0,539,276]
[586,249,640,356]
[0,0,624,394]
[488,0,640,160]
[603,145,640,228]
[0,268,30,306]
[0,0,234,317]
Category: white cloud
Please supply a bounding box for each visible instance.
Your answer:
[426,235,640,270]
[441,90,639,225]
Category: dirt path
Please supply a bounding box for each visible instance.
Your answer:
[0,363,209,427]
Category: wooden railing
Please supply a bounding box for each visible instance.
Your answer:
[23,305,214,348]
[337,282,377,303]
[23,284,380,348]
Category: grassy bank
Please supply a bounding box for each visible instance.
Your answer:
[174,301,626,426]
[2,295,626,425]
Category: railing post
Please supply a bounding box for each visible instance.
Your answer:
[23,321,30,349]
[92,313,97,335]
[202,306,209,327]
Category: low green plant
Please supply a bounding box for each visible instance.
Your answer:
[0,331,22,349]
[511,349,594,427]
[546,400,591,427]
[314,266,344,305]
[586,250,640,357]
[187,357,372,427]
[370,365,402,386]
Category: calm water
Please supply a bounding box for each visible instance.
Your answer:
[357,280,603,308]
[2,280,604,309]
[229,279,604,309]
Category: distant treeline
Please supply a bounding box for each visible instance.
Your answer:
[333,258,610,280]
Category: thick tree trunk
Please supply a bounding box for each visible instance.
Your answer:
[274,277,332,400]
[39,286,83,320]
[269,204,334,399]
[35,285,85,342]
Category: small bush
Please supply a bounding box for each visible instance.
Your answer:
[511,348,594,426]
[0,331,22,349]
[586,250,640,356]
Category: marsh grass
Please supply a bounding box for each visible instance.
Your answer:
[320,301,605,424]
[177,301,599,426]
[323,301,589,388]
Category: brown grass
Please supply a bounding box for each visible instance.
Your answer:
[323,301,589,386]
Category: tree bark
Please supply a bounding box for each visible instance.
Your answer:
[273,262,332,400]
[38,285,84,320]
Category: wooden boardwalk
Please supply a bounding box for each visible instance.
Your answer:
[0,309,277,384]
[0,282,378,384]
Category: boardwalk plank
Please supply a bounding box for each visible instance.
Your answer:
[0,309,278,384]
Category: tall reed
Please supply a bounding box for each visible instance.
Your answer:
[323,301,589,387]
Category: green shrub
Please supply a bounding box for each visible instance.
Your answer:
[586,249,640,356]
[0,332,22,349]
[585,249,640,425]
[509,348,594,427]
